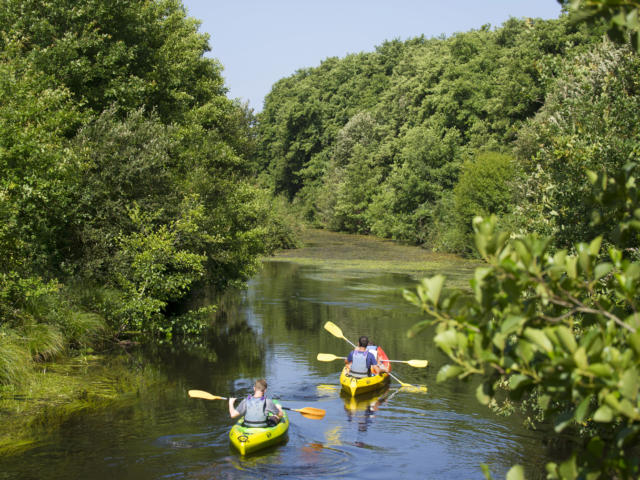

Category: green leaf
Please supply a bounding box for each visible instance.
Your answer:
[436,364,464,382]
[575,395,592,423]
[501,315,526,335]
[481,464,492,480]
[629,332,640,355]
[558,455,578,480]
[492,333,506,350]
[476,383,492,405]
[594,262,613,280]
[509,374,531,391]
[422,275,445,306]
[573,347,588,369]
[593,405,614,423]
[516,340,535,364]
[620,369,639,401]
[555,326,577,354]
[554,410,574,433]
[434,330,458,356]
[538,394,551,411]
[566,256,578,279]
[524,327,553,353]
[588,236,602,256]
[506,465,525,480]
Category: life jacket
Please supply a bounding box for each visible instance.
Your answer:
[366,345,379,361]
[243,395,268,427]
[350,349,370,378]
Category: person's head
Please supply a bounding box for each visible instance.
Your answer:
[358,336,369,347]
[254,379,268,393]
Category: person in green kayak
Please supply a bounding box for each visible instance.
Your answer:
[345,336,389,378]
[228,379,284,427]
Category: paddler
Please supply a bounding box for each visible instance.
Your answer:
[345,336,389,378]
[228,379,284,427]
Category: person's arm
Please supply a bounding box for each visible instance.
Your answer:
[345,350,353,371]
[266,399,284,422]
[272,400,284,419]
[229,398,242,418]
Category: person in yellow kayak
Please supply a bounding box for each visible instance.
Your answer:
[345,336,389,378]
[228,379,284,427]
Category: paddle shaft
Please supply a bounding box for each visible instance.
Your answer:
[317,353,427,367]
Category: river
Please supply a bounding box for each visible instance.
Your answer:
[0,251,550,479]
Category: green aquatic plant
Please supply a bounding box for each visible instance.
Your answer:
[0,330,32,387]
[21,322,64,361]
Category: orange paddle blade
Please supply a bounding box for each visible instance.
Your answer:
[284,406,326,419]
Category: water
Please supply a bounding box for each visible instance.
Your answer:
[0,261,549,479]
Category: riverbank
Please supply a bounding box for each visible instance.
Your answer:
[270,228,479,288]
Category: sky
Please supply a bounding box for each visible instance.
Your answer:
[181,1,563,112]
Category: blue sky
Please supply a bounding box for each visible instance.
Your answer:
[181,1,563,112]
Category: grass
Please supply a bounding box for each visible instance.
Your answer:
[268,228,480,288]
[0,353,164,456]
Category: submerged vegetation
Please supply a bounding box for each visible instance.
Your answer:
[0,353,165,455]
[272,229,477,288]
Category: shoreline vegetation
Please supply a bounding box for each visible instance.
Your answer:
[0,353,164,456]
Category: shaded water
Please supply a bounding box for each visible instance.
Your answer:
[0,261,549,479]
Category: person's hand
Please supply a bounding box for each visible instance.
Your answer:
[228,397,236,405]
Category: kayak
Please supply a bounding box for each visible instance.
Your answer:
[228,400,289,455]
[340,368,390,397]
[340,346,392,397]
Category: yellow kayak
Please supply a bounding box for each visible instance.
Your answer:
[228,400,289,455]
[340,366,390,397]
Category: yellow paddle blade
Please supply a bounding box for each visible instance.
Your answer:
[406,359,429,368]
[388,372,428,393]
[386,359,429,367]
[399,384,428,393]
[317,353,345,362]
[323,321,345,339]
[188,389,226,401]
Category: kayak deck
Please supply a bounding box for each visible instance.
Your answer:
[340,367,390,397]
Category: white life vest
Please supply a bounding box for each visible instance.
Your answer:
[366,345,379,361]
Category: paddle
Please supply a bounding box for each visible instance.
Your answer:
[317,353,429,368]
[322,321,428,393]
[188,389,326,419]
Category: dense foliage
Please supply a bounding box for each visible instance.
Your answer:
[256,16,607,251]
[0,0,297,387]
